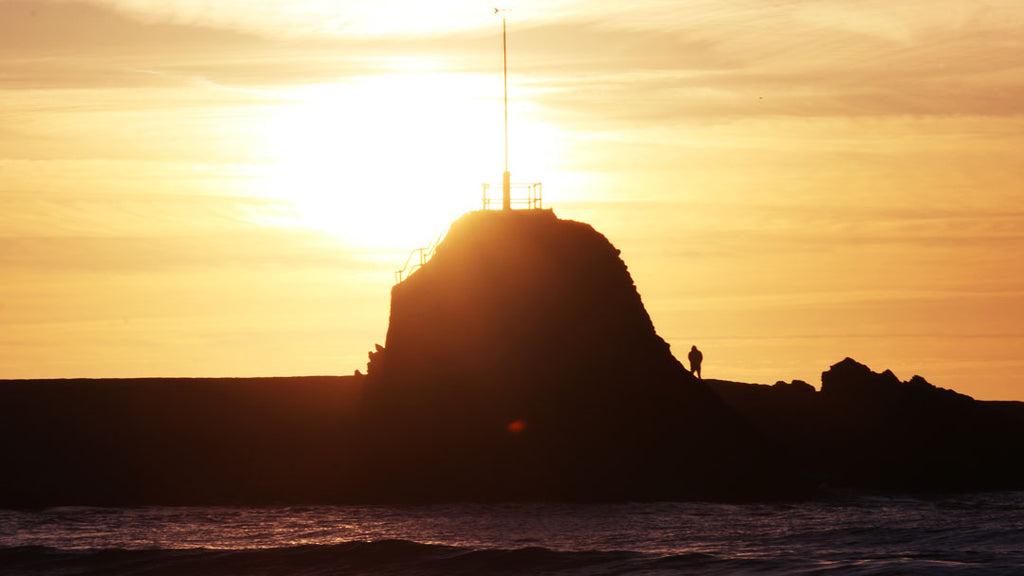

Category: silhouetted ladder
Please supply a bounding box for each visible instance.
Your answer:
[394,229,447,284]
[482,182,542,210]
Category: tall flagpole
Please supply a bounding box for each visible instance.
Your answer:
[503,13,508,175]
[499,8,511,210]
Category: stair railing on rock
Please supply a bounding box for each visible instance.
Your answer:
[395,183,544,284]
[394,229,447,284]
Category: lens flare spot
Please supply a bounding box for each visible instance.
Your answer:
[507,419,527,434]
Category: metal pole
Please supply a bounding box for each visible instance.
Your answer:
[502,11,511,211]
[503,13,508,175]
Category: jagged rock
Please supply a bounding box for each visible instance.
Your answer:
[773,380,814,394]
[906,375,932,390]
[366,343,385,377]
[822,357,897,398]
[708,358,1024,493]
[821,357,973,409]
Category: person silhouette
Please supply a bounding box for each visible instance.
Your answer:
[688,345,703,379]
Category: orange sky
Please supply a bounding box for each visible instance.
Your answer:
[2,0,1022,400]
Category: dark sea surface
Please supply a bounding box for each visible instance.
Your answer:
[2,493,1022,575]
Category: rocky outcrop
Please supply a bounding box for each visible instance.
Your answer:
[821,357,973,409]
[359,210,794,501]
[707,358,1024,493]
[378,209,686,394]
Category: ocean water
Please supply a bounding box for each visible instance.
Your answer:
[2,493,1023,575]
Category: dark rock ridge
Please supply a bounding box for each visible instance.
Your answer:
[707,358,1024,493]
[361,209,791,501]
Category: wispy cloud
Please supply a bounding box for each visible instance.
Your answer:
[8,0,1024,123]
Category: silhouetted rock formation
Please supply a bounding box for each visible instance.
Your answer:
[707,358,1024,493]
[821,357,973,408]
[380,210,683,387]
[360,209,792,501]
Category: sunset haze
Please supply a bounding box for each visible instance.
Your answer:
[2,0,1022,400]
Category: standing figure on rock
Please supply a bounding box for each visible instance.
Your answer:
[688,345,703,379]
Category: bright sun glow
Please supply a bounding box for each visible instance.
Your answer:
[251,67,563,250]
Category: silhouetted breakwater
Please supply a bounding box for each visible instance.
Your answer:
[2,211,1023,507]
[0,376,366,506]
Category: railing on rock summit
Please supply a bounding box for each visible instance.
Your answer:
[482,182,542,211]
[394,229,447,284]
[395,182,544,284]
